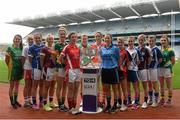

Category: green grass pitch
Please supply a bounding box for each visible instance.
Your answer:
[0,60,180,89]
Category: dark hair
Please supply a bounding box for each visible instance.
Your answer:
[95,32,103,38]
[128,36,135,41]
[68,32,76,40]
[105,34,113,44]
[13,34,23,50]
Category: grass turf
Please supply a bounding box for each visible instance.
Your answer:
[0,60,180,89]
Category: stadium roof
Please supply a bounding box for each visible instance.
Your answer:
[9,0,180,28]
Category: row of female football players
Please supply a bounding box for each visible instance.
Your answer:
[5,26,175,114]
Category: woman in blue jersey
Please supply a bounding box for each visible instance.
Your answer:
[126,36,140,110]
[100,34,120,113]
[147,35,162,107]
[28,33,44,110]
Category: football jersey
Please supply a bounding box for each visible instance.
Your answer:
[127,47,140,71]
[22,44,33,70]
[6,46,23,80]
[159,47,175,68]
[61,43,80,70]
[137,46,151,70]
[54,42,67,68]
[100,44,120,69]
[149,46,162,69]
[40,46,56,69]
[119,48,132,72]
[28,44,44,69]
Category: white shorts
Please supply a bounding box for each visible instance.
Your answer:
[32,68,42,80]
[138,69,148,81]
[158,68,172,78]
[148,69,158,81]
[68,69,82,83]
[58,68,65,77]
[44,68,56,81]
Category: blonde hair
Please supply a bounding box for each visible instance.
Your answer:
[58,26,67,34]
[161,34,169,43]
[27,35,34,41]
[117,37,125,42]
[127,36,135,41]
[34,33,42,39]
[45,34,54,47]
[148,35,156,41]
[27,34,34,39]
[138,34,146,40]
[46,34,54,41]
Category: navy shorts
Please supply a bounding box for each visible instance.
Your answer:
[118,70,125,81]
[127,70,138,83]
[101,67,119,84]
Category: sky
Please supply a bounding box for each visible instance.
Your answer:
[0,0,155,44]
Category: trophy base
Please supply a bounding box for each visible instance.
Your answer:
[79,107,103,114]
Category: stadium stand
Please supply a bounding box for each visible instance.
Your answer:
[8,0,180,59]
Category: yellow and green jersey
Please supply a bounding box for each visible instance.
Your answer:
[54,42,67,68]
[159,47,175,69]
[6,46,23,81]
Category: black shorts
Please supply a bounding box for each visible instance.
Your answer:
[127,70,138,83]
[101,67,119,84]
[118,70,125,81]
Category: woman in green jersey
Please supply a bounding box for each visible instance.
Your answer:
[159,35,175,106]
[5,34,23,109]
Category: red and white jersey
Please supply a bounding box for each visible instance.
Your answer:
[61,43,80,70]
[119,48,131,72]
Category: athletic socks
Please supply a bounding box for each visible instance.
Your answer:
[14,92,18,103]
[24,96,28,102]
[134,97,139,105]
[128,95,131,104]
[154,92,159,102]
[49,96,53,102]
[43,99,47,105]
[144,96,148,103]
[161,94,165,99]
[39,96,43,103]
[28,96,31,103]
[114,98,118,107]
[58,99,62,108]
[123,99,127,106]
[118,98,122,105]
[32,97,37,104]
[9,96,14,105]
[106,96,111,107]
[62,97,65,105]
[168,91,172,100]
[148,91,153,100]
